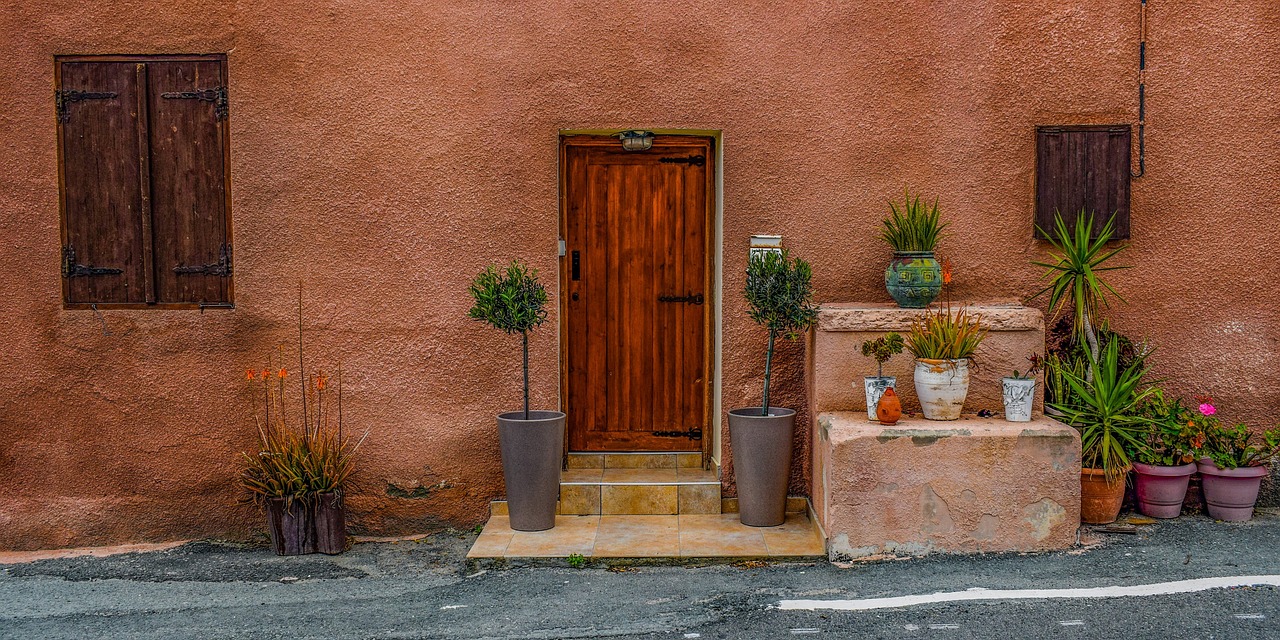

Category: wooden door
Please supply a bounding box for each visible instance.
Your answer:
[562,136,712,452]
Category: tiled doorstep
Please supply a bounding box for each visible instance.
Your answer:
[467,511,825,560]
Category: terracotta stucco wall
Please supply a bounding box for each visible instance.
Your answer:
[2,1,1276,550]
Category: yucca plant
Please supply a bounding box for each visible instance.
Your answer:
[468,260,549,419]
[880,188,947,252]
[1032,210,1130,378]
[1050,337,1154,482]
[744,249,819,415]
[904,306,988,361]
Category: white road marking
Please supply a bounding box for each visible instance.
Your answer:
[439,605,468,610]
[777,575,1280,611]
[683,634,701,638]
[1234,613,1265,620]
[904,624,920,630]
[789,628,820,634]
[1059,620,1085,626]
[928,623,959,629]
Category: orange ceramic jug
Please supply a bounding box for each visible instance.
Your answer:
[876,387,902,425]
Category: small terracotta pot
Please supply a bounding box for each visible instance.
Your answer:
[1197,459,1269,522]
[1133,462,1196,519]
[876,387,902,425]
[728,407,795,527]
[1080,467,1127,524]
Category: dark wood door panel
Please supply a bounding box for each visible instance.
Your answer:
[563,137,710,452]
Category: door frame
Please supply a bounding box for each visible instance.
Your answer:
[557,130,721,465]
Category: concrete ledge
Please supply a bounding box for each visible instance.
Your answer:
[809,302,1045,415]
[813,412,1080,558]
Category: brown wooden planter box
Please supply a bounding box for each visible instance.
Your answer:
[266,493,346,555]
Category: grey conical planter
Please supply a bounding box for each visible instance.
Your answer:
[497,410,565,531]
[729,407,795,527]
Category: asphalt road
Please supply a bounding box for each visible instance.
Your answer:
[2,512,1279,639]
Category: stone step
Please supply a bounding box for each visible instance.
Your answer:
[566,451,704,470]
[559,467,721,515]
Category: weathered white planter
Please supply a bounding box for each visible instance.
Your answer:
[861,376,896,421]
[1002,377,1036,422]
[914,358,970,421]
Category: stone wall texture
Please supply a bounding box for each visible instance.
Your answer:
[1,1,1277,549]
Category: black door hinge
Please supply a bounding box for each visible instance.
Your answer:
[659,155,705,166]
[174,243,232,277]
[62,245,123,278]
[161,86,229,120]
[55,90,118,122]
[653,428,702,441]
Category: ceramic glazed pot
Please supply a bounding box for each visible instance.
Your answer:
[862,376,896,421]
[497,410,566,531]
[876,387,902,425]
[1002,377,1036,422]
[1133,462,1196,519]
[914,358,970,421]
[266,492,345,555]
[728,407,795,527]
[1080,467,1126,524]
[1197,459,1269,522]
[884,251,942,308]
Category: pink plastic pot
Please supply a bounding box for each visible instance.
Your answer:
[1133,462,1196,519]
[1197,459,1269,522]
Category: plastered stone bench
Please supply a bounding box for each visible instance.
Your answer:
[812,412,1080,558]
[805,302,1080,557]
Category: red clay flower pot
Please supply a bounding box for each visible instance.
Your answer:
[1133,462,1196,519]
[875,387,903,425]
[1197,460,1269,522]
[1080,468,1126,525]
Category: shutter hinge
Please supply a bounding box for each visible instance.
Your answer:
[1040,127,1064,135]
[174,243,232,277]
[161,86,229,120]
[62,244,123,278]
[653,428,702,441]
[55,90,119,122]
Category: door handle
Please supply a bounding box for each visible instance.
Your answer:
[658,293,704,305]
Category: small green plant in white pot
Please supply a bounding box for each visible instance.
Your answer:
[729,249,818,527]
[1002,353,1041,422]
[905,306,987,421]
[468,260,563,532]
[860,333,904,422]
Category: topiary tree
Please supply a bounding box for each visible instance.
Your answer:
[467,260,549,419]
[861,332,904,378]
[744,250,819,416]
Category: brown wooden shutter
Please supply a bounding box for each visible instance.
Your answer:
[1035,125,1132,239]
[147,60,231,304]
[57,62,150,304]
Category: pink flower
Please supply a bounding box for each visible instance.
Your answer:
[1199,403,1216,416]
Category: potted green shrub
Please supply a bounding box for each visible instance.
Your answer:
[468,260,564,532]
[1193,398,1280,522]
[880,188,947,308]
[904,306,987,421]
[1050,338,1154,524]
[1132,389,1200,519]
[730,249,818,527]
[1002,353,1041,422]
[860,332,904,422]
[241,292,365,555]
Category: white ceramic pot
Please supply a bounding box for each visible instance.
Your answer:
[914,358,970,421]
[861,376,896,421]
[1002,377,1036,422]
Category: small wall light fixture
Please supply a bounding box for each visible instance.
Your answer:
[617,130,655,151]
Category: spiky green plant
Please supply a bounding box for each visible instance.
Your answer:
[1031,210,1130,377]
[904,306,988,361]
[1050,337,1154,482]
[744,249,819,415]
[880,188,947,252]
[467,260,549,419]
